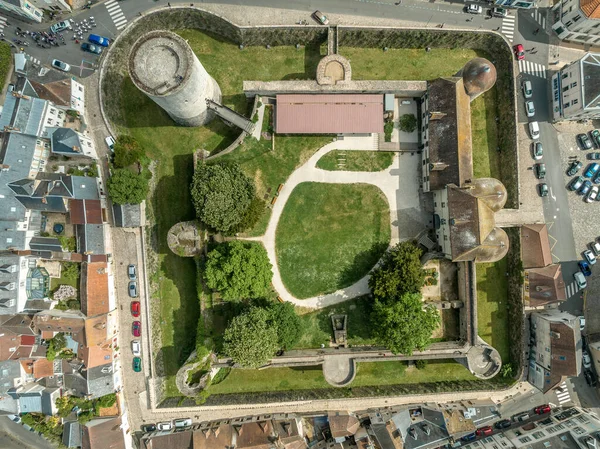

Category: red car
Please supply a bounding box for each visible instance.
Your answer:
[132,321,141,337]
[534,404,551,415]
[514,44,525,60]
[131,301,140,317]
[476,426,493,437]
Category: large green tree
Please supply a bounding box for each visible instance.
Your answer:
[107,169,148,205]
[371,293,440,355]
[204,241,272,300]
[223,306,279,368]
[113,135,144,169]
[268,302,303,350]
[368,241,425,299]
[191,162,255,233]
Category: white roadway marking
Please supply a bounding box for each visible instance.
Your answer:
[550,187,556,201]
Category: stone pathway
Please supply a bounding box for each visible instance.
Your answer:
[251,135,428,309]
[250,100,265,140]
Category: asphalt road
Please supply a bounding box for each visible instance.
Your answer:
[0,416,57,449]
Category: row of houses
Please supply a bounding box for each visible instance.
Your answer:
[0,70,129,447]
[139,404,600,449]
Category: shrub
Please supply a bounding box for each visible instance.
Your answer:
[113,135,144,169]
[107,168,149,205]
[399,114,417,133]
[384,121,393,142]
[232,197,266,234]
[415,359,428,370]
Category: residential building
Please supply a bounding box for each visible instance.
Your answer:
[47,128,98,159]
[63,421,82,448]
[0,0,43,23]
[528,310,582,392]
[552,0,600,45]
[64,362,115,399]
[8,381,59,415]
[82,416,127,449]
[28,0,70,13]
[17,76,85,117]
[112,202,146,228]
[521,224,566,307]
[551,52,600,121]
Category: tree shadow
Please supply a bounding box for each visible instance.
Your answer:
[337,242,389,289]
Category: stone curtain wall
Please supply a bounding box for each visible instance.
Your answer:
[338,28,519,209]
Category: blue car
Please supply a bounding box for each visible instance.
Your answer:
[579,180,592,196]
[584,163,600,178]
[89,34,110,47]
[462,433,477,442]
[579,260,592,277]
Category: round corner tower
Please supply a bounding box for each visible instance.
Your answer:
[128,30,222,127]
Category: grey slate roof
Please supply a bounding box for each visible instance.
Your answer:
[112,203,144,228]
[16,194,67,212]
[0,360,23,394]
[19,393,42,413]
[49,128,86,156]
[29,237,63,252]
[64,363,114,399]
[63,421,82,448]
[71,176,99,200]
[0,93,49,137]
[76,224,105,255]
[0,254,22,314]
[583,53,600,110]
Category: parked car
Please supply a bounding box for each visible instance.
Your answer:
[514,44,525,60]
[174,418,192,428]
[476,426,493,437]
[529,121,540,139]
[81,42,102,54]
[588,153,600,160]
[51,59,71,72]
[574,271,588,289]
[128,281,138,298]
[534,163,546,179]
[525,100,535,117]
[141,424,156,433]
[579,180,592,196]
[567,161,582,176]
[579,133,593,150]
[491,7,508,17]
[132,321,141,337]
[133,357,142,373]
[585,163,600,178]
[131,301,140,317]
[466,4,483,14]
[132,340,141,356]
[50,19,72,33]
[591,129,600,148]
[538,183,549,197]
[88,34,110,47]
[513,412,530,422]
[585,370,597,387]
[105,136,115,152]
[579,316,586,331]
[522,80,533,99]
[593,171,600,184]
[462,433,477,442]
[157,421,172,431]
[532,142,543,160]
[128,264,137,280]
[495,419,511,429]
[584,249,597,265]
[312,10,329,25]
[579,260,592,277]
[534,404,551,415]
[586,186,599,202]
[583,350,592,369]
[592,242,600,256]
[569,176,584,191]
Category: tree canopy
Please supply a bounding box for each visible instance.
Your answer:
[204,241,272,301]
[371,293,440,355]
[107,169,148,205]
[113,135,144,169]
[191,162,255,233]
[268,302,303,350]
[368,241,425,299]
[223,306,279,368]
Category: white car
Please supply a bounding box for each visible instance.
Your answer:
[157,421,172,431]
[105,136,115,152]
[525,101,535,118]
[131,340,141,356]
[583,350,592,369]
[174,418,192,428]
[51,59,71,72]
[586,186,599,203]
[467,4,483,14]
[579,316,586,332]
[584,249,597,265]
[522,80,533,99]
[529,121,540,140]
[592,241,600,256]
[574,271,587,289]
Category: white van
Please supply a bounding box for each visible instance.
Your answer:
[529,121,540,140]
[174,418,192,428]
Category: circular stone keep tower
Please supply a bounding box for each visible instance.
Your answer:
[456,57,497,101]
[128,30,222,127]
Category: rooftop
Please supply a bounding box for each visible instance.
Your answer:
[521,224,553,269]
[80,262,110,317]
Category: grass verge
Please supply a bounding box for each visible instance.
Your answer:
[316,150,395,172]
[276,183,390,298]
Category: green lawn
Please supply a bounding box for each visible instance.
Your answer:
[276,183,390,298]
[0,42,11,92]
[207,360,476,394]
[50,274,79,292]
[293,296,375,349]
[476,260,510,361]
[471,89,501,179]
[341,47,481,81]
[316,150,395,172]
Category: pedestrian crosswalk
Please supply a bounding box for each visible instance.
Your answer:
[106,0,127,31]
[531,9,546,29]
[501,15,516,42]
[0,16,8,34]
[565,280,581,299]
[518,60,547,79]
[25,54,41,66]
[555,382,572,405]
